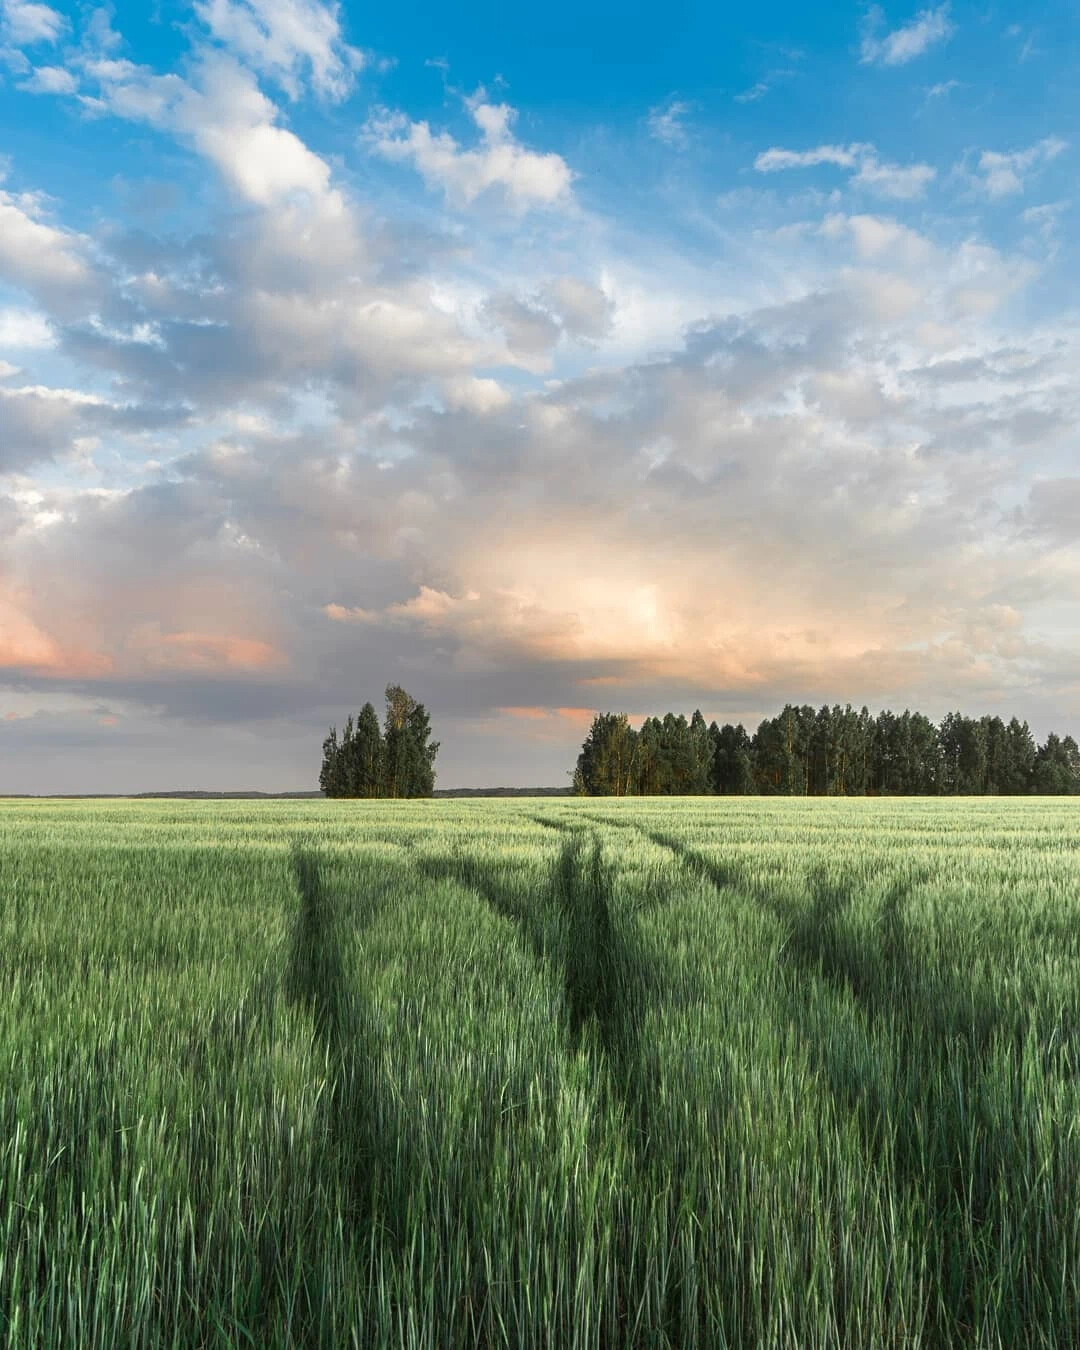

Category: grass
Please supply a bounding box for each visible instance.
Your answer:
[0,796,1078,1346]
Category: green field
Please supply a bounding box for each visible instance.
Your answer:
[2,797,1079,1348]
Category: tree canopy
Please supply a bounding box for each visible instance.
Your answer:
[573,703,1079,797]
[320,685,440,798]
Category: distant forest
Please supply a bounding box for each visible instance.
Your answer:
[320,685,440,798]
[573,705,1080,797]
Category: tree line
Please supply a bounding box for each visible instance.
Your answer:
[573,704,1080,797]
[320,685,440,798]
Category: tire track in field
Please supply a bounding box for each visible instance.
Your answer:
[293,844,635,1347]
[285,845,421,1299]
[563,818,781,1343]
[416,833,685,1343]
[496,814,1075,1343]
[641,823,990,1061]
[527,813,581,833]
[286,844,381,1241]
[286,847,351,1045]
[416,836,660,1160]
[554,836,634,1050]
[404,831,721,1343]
[642,826,1002,1051]
[632,824,1060,1344]
[415,835,627,1045]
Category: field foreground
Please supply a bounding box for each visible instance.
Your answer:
[1,796,1079,1348]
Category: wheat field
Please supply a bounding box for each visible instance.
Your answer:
[1,796,1078,1347]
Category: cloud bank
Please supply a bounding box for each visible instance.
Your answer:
[0,0,1076,790]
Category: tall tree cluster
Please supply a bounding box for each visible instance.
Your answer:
[320,685,440,798]
[574,704,1080,797]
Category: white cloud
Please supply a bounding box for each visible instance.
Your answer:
[193,0,362,101]
[1,54,500,420]
[365,91,574,210]
[442,375,512,415]
[0,306,53,348]
[852,153,936,199]
[84,53,340,209]
[943,238,1039,316]
[0,0,65,46]
[818,212,1038,318]
[0,382,113,471]
[478,277,615,364]
[194,83,335,205]
[755,144,860,171]
[541,276,615,340]
[1021,202,1065,227]
[647,98,692,148]
[481,291,561,360]
[0,188,93,306]
[821,212,936,268]
[925,79,959,98]
[860,4,954,66]
[969,137,1067,199]
[83,7,121,53]
[1021,201,1067,249]
[1,382,106,405]
[1004,24,1040,64]
[16,63,76,94]
[756,143,935,199]
[734,65,798,105]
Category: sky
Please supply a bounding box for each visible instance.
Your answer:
[0,0,1078,792]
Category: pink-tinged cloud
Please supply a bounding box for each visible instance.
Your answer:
[0,582,285,683]
[323,538,904,692]
[323,602,378,624]
[0,589,113,678]
[124,627,285,673]
[553,707,599,726]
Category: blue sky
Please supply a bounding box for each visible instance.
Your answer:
[0,0,1078,790]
